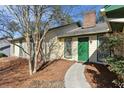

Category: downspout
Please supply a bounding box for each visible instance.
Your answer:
[100,8,112,32]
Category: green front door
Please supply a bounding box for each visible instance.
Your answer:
[78,37,89,62]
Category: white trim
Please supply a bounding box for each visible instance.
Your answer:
[100,8,106,16]
[107,18,124,23]
[100,8,105,12]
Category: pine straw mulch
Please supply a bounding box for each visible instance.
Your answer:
[0,57,29,87]
[0,57,74,88]
[84,62,118,88]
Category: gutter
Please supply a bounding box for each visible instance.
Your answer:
[107,18,124,23]
[57,29,110,38]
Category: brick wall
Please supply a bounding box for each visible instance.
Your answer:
[83,11,96,28]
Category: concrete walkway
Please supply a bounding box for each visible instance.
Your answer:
[64,63,91,88]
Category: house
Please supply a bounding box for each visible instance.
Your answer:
[10,37,28,58]
[11,11,111,63]
[0,37,11,56]
[101,5,124,31]
[44,11,111,63]
[101,5,124,57]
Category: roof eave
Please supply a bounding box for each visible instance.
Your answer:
[58,29,110,38]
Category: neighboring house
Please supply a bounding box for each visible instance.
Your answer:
[53,11,110,63]
[10,22,80,59]
[10,11,111,63]
[101,5,124,31]
[101,5,124,57]
[0,37,11,56]
[10,37,28,58]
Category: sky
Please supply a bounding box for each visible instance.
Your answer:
[0,5,104,38]
[68,5,104,22]
[0,5,104,22]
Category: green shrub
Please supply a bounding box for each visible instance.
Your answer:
[101,33,124,87]
[0,53,7,58]
[106,57,124,87]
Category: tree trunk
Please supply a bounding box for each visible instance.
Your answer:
[28,58,33,75]
[33,32,39,74]
[26,36,33,75]
[33,52,38,73]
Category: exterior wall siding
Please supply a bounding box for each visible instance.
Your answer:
[45,36,79,61]
[59,38,64,59]
[11,34,98,63]
[45,37,64,61]
[72,37,78,61]
[11,23,79,59]
[22,42,29,58]
[11,41,29,58]
[62,35,97,62]
[89,35,97,62]
[10,44,13,56]
[14,42,20,57]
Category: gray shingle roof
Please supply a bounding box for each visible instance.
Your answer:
[58,22,110,38]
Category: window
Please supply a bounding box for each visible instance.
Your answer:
[64,38,72,58]
[97,35,110,62]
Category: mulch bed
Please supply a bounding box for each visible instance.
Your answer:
[0,57,29,88]
[0,57,74,88]
[20,59,74,88]
[84,62,118,88]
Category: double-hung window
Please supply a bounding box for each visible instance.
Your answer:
[64,38,72,59]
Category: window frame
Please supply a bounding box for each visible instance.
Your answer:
[97,34,110,62]
[64,38,72,59]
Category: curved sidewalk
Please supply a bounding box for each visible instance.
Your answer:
[64,63,91,88]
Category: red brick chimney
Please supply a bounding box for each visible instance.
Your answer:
[83,11,96,28]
